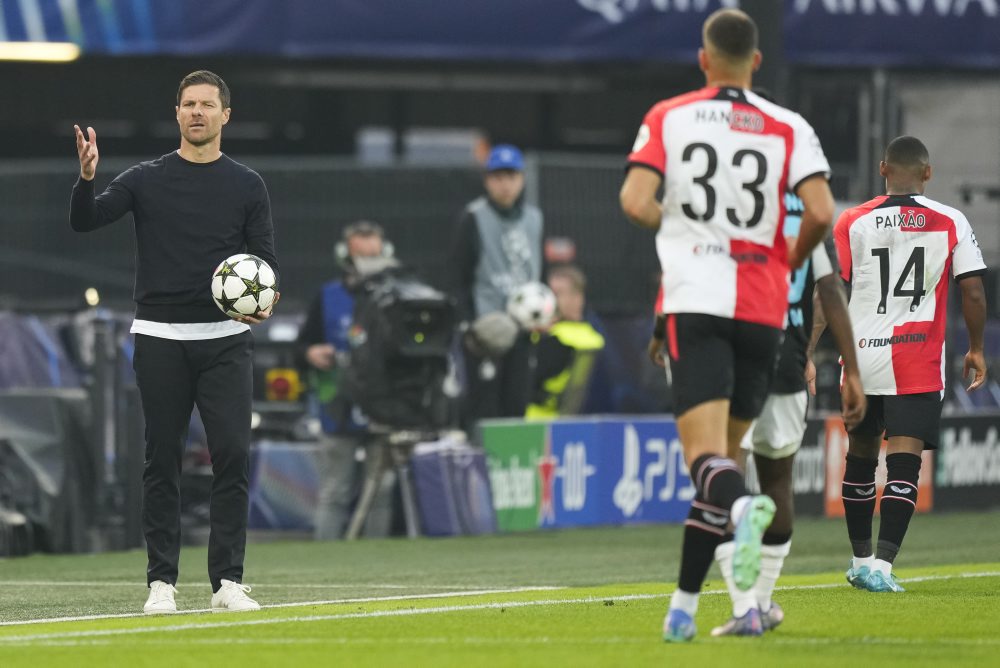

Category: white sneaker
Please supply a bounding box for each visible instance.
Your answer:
[211,579,261,612]
[143,580,178,614]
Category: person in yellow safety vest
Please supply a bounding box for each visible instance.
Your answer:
[526,264,605,420]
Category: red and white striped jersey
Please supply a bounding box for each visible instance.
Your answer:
[628,87,830,329]
[834,194,986,395]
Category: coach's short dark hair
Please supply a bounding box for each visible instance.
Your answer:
[177,70,230,108]
[703,9,758,61]
[884,136,930,169]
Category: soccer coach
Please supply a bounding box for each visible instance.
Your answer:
[70,71,278,614]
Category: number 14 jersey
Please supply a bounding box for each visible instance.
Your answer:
[628,87,830,329]
[834,194,986,395]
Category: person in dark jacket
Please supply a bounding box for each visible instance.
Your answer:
[71,70,274,614]
[447,145,544,425]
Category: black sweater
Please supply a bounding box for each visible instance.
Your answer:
[70,151,279,323]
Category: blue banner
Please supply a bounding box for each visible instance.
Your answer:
[785,0,1000,68]
[542,418,694,528]
[0,0,729,62]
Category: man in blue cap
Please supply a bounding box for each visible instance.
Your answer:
[447,144,545,427]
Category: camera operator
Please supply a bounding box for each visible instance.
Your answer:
[297,221,396,540]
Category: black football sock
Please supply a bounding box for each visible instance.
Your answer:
[677,495,729,593]
[876,453,922,564]
[763,530,792,546]
[690,454,748,516]
[674,455,749,595]
[842,454,878,557]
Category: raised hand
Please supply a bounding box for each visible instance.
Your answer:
[74,125,99,181]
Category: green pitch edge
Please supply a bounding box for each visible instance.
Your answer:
[0,562,996,640]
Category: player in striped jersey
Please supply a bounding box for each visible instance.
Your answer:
[621,9,835,641]
[712,193,865,635]
[648,193,865,636]
[831,136,987,592]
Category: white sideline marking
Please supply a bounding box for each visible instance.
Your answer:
[13,636,1000,648]
[0,587,560,628]
[1,571,996,641]
[0,594,652,642]
[0,581,509,590]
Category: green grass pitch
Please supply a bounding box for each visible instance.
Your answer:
[0,511,996,667]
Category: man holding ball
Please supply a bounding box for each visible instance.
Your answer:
[70,70,278,614]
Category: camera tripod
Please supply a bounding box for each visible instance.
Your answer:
[344,424,442,540]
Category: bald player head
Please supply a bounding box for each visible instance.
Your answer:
[699,9,761,87]
[880,136,932,195]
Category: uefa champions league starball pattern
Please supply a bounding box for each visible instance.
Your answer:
[210,254,277,318]
[506,281,557,331]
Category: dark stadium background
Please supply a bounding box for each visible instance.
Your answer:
[0,0,997,556]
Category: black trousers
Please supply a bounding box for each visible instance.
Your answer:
[133,331,253,592]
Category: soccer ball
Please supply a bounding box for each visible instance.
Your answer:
[506,281,557,331]
[210,254,277,318]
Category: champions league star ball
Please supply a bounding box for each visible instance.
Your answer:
[211,254,277,318]
[506,281,557,331]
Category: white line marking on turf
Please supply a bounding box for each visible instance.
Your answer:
[0,581,507,590]
[0,595,654,642]
[0,587,561,627]
[3,568,993,595]
[260,586,560,611]
[12,636,1000,649]
[1,570,997,644]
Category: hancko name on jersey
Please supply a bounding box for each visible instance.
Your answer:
[875,212,927,229]
[694,108,765,133]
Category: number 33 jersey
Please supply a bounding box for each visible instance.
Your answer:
[834,194,986,395]
[628,86,830,329]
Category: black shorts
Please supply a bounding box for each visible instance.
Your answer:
[848,392,943,450]
[665,313,783,420]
